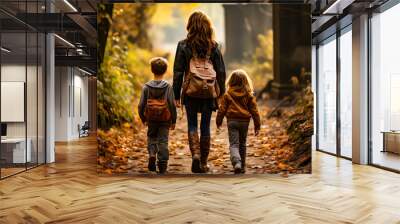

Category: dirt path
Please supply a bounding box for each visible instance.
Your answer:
[98,102,304,175]
[165,104,272,174]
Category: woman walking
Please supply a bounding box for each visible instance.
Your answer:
[173,11,226,173]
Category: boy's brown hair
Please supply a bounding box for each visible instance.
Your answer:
[150,57,168,76]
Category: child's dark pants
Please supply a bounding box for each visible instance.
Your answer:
[147,123,170,165]
[227,120,249,169]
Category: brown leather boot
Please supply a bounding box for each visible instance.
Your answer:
[157,161,168,174]
[239,148,246,174]
[188,132,201,173]
[148,144,157,172]
[200,136,210,173]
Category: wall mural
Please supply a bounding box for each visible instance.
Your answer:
[97,3,312,175]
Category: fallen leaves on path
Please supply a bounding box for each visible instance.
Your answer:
[98,96,312,175]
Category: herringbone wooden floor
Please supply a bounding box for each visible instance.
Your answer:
[1,137,400,224]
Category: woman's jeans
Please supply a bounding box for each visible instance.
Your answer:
[227,120,249,166]
[185,104,212,137]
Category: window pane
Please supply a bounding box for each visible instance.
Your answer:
[318,37,337,154]
[371,3,400,171]
[340,29,352,158]
[312,45,317,151]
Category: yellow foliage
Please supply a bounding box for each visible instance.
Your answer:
[151,4,176,26]
[98,3,157,129]
[231,29,274,91]
[98,3,180,130]
[151,3,200,26]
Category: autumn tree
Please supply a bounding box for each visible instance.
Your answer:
[97,3,156,130]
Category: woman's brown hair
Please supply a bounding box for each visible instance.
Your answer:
[186,11,215,58]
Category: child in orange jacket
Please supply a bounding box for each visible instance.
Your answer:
[216,69,261,174]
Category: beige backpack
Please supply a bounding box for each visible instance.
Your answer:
[183,49,220,99]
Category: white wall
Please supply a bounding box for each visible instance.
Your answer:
[1,65,26,131]
[55,66,70,141]
[1,64,26,81]
[1,65,38,138]
[1,65,26,141]
[55,67,89,141]
[72,72,89,138]
[1,63,46,164]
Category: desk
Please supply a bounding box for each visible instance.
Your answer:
[1,138,31,163]
[382,131,400,154]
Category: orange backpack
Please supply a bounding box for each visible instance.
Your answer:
[144,87,171,122]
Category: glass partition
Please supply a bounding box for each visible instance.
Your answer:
[1,30,28,177]
[0,1,46,179]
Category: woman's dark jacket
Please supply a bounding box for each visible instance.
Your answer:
[173,39,226,111]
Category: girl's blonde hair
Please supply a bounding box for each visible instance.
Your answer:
[226,69,254,94]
